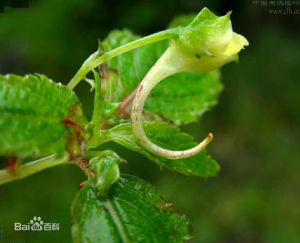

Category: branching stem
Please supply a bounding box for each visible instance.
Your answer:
[0,154,70,185]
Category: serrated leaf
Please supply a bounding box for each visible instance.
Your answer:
[101,30,222,125]
[91,122,219,177]
[72,174,192,243]
[0,74,90,159]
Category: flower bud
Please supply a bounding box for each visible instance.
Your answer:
[89,151,121,197]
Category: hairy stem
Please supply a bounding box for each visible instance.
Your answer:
[131,46,213,159]
[67,30,178,90]
[0,154,70,185]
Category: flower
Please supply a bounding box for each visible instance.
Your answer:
[170,7,249,73]
[131,8,249,159]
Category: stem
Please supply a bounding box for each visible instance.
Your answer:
[117,89,137,115]
[91,69,103,132]
[131,46,213,159]
[67,30,178,90]
[87,130,111,149]
[0,154,70,185]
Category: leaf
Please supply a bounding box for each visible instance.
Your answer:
[101,30,223,125]
[91,122,219,177]
[72,174,192,243]
[0,74,90,159]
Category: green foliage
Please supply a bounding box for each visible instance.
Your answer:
[102,30,223,125]
[91,122,219,177]
[72,175,192,243]
[0,1,299,243]
[0,7,244,243]
[0,74,89,159]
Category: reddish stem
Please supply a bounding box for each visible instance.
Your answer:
[117,90,137,115]
[79,180,87,189]
[7,156,19,173]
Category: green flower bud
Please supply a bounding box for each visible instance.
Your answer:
[89,151,122,197]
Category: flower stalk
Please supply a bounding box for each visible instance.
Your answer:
[67,30,177,90]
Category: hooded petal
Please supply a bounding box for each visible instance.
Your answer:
[223,32,249,56]
[177,8,233,56]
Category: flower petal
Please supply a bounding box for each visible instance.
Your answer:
[223,32,249,56]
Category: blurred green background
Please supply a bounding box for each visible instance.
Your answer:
[0,0,300,242]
